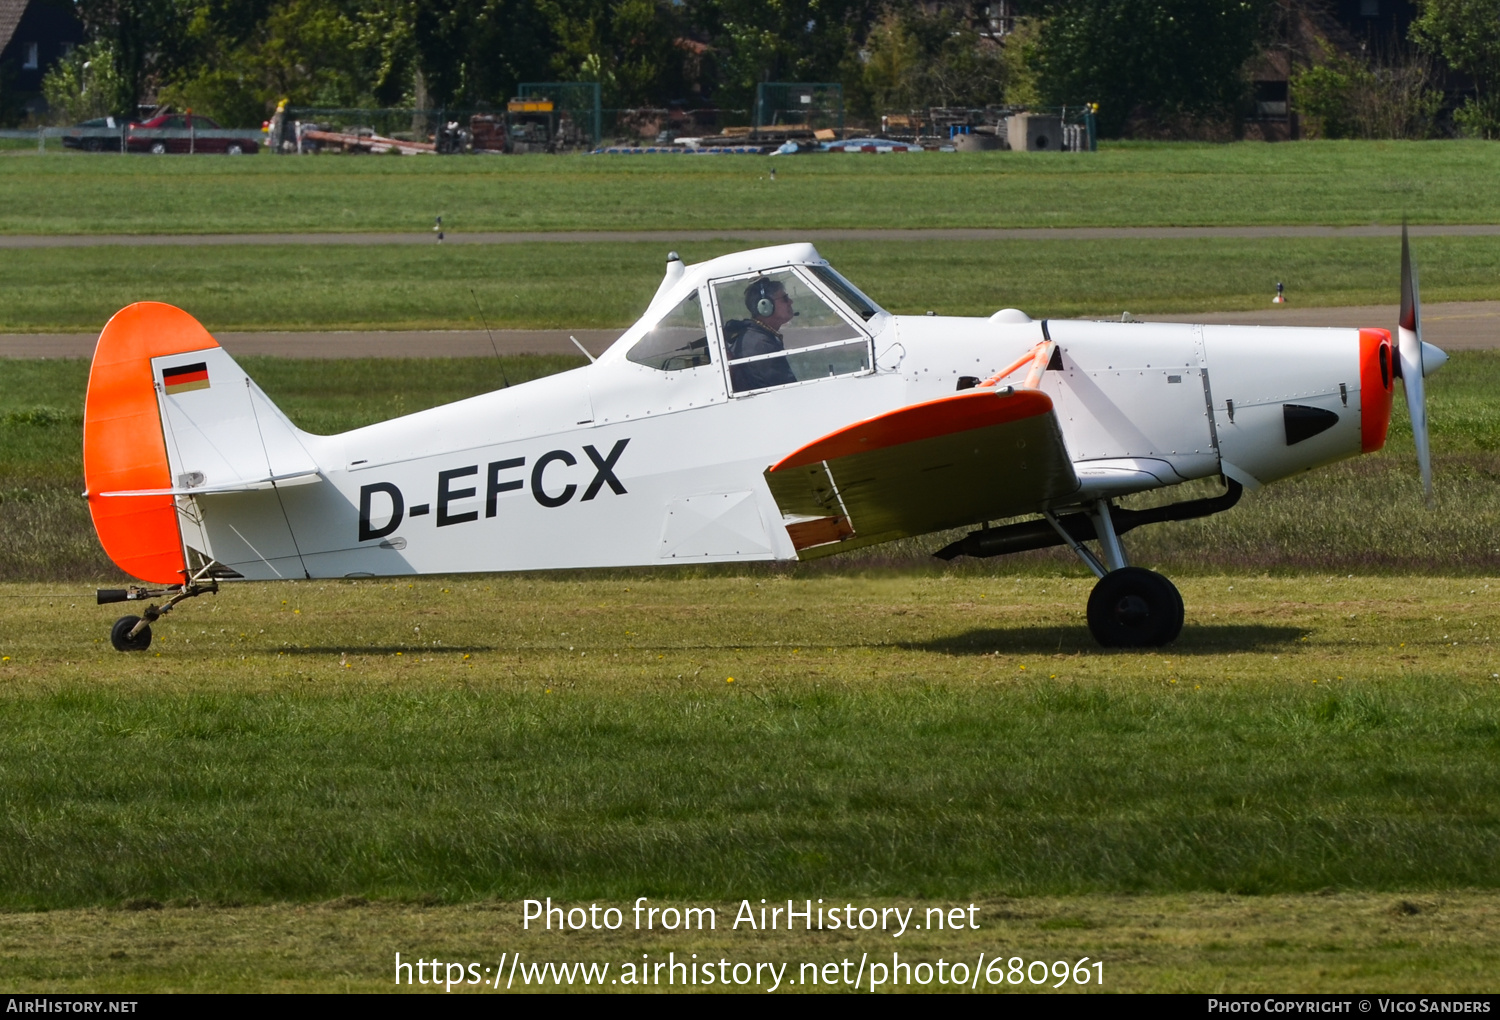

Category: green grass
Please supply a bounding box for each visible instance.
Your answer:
[5,351,1497,582]
[0,573,1497,911]
[4,234,1500,332]
[2,141,1500,235]
[7,892,1500,992]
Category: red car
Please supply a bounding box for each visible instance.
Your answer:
[127,114,260,155]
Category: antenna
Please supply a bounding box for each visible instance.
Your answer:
[469,287,510,388]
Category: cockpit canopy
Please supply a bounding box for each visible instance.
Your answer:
[624,248,885,395]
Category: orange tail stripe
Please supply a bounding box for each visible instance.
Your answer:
[84,302,220,583]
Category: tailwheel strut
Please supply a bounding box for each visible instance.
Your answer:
[1046,499,1184,648]
[98,563,221,653]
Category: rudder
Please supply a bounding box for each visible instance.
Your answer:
[84,302,319,584]
[84,303,219,583]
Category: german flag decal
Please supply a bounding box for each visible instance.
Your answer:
[162,361,209,394]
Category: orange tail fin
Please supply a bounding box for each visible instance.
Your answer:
[84,303,220,583]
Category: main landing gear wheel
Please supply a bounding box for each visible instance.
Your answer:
[110,615,153,652]
[1086,568,1184,648]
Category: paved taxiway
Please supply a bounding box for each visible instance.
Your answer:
[3,224,1500,248]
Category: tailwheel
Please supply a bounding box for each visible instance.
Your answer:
[98,563,221,653]
[1086,567,1184,648]
[110,615,153,652]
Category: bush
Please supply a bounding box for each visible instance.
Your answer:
[1452,94,1500,139]
[41,41,127,125]
[1292,44,1441,140]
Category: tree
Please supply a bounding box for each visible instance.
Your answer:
[694,0,880,112]
[42,40,129,123]
[411,0,554,108]
[1034,0,1267,137]
[1411,0,1500,137]
[151,0,417,124]
[543,0,688,107]
[858,7,1006,114]
[75,0,186,118]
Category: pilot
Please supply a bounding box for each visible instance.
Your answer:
[726,278,798,391]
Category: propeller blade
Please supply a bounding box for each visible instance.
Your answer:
[1397,224,1432,497]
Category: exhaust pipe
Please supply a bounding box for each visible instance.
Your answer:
[935,480,1243,560]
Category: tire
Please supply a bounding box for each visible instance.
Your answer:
[110,615,153,652]
[149,141,167,155]
[1086,568,1184,648]
[84,138,102,153]
[226,143,243,155]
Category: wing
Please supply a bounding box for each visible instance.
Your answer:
[764,388,1080,558]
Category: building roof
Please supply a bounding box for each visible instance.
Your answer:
[0,0,27,57]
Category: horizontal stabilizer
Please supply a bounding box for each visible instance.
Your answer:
[765,387,1079,557]
[98,470,323,498]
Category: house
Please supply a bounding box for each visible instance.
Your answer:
[1246,0,1422,140]
[1330,0,1418,49]
[0,0,85,121]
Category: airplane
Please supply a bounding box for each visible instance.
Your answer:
[84,229,1446,652]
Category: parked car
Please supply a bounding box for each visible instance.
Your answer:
[126,114,260,155]
[62,117,123,152]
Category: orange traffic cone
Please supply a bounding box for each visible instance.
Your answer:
[1272,281,1285,304]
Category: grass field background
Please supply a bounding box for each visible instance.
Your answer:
[4,235,1500,332]
[1,141,1498,235]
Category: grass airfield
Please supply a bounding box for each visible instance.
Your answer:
[1,575,1499,992]
[2,141,1499,234]
[2,142,1500,993]
[5,893,1500,993]
[8,234,1500,333]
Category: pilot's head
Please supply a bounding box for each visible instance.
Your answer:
[745,278,794,330]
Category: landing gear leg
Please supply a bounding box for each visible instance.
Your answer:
[100,565,220,653]
[1048,500,1184,648]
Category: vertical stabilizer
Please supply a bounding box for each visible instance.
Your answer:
[84,303,220,583]
[85,302,320,583]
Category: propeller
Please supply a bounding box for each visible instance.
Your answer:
[1396,224,1442,498]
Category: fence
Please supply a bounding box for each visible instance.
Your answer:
[754,83,844,137]
[876,105,1096,151]
[2,100,1096,155]
[518,83,602,147]
[0,124,263,153]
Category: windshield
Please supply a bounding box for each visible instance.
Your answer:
[808,265,879,321]
[627,289,711,371]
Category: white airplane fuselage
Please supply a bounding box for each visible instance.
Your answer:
[143,243,1388,582]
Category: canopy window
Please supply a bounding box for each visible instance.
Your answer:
[713,268,870,394]
[627,290,712,371]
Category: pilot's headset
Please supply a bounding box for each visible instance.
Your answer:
[752,278,777,318]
